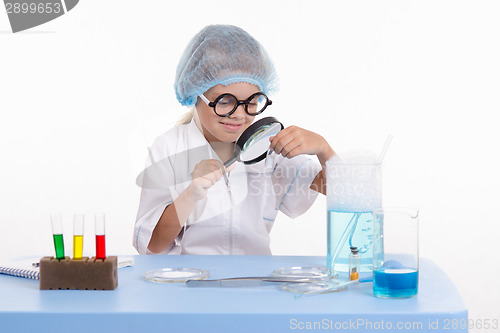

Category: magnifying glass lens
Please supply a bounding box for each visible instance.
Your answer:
[240,123,282,162]
[224,117,283,167]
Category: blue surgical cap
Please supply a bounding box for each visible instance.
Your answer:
[174,25,279,107]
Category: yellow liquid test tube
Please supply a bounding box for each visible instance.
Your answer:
[73,214,84,259]
[73,235,83,259]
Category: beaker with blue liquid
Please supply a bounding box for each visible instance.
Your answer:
[326,154,382,274]
[372,208,419,298]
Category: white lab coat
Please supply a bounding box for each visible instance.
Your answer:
[133,119,321,255]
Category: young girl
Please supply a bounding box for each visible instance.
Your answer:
[133,25,334,255]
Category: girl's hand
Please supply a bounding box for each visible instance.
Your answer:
[188,159,226,201]
[269,126,335,165]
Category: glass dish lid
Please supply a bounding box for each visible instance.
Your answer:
[273,266,331,279]
[281,280,351,294]
[144,268,210,283]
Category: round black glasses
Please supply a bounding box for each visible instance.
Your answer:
[199,92,272,117]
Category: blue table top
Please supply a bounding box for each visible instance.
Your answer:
[0,255,468,333]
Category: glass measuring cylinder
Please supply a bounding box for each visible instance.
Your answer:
[372,208,419,298]
[326,155,382,274]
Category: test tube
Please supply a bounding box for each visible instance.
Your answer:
[95,214,106,259]
[73,214,84,259]
[50,214,65,260]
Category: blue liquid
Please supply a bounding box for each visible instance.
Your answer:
[327,210,373,273]
[373,268,418,298]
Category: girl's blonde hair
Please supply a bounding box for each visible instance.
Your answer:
[176,109,195,126]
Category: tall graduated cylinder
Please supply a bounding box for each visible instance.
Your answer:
[326,155,382,273]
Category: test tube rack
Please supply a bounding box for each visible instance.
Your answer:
[39,256,118,290]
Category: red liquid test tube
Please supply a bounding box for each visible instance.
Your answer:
[95,214,106,259]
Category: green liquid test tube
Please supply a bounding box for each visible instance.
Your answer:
[53,234,65,259]
[51,214,65,260]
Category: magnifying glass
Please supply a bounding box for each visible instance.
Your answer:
[223,116,283,167]
[136,116,283,189]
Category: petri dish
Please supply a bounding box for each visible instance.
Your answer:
[144,268,210,283]
[280,280,350,294]
[273,266,331,279]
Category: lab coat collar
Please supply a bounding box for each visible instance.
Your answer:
[185,114,232,167]
[186,109,210,148]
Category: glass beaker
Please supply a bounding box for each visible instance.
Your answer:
[326,155,382,274]
[372,208,419,298]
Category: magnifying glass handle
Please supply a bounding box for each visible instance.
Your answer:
[265,149,275,170]
[224,156,237,168]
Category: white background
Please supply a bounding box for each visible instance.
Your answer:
[1,0,499,329]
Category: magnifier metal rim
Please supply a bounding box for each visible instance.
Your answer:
[236,116,283,165]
